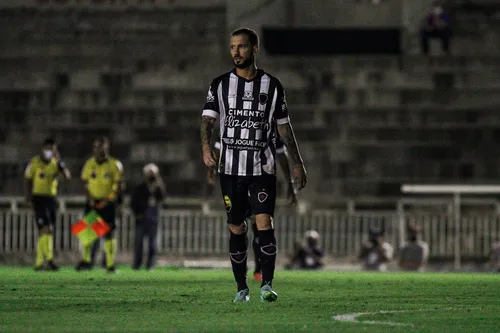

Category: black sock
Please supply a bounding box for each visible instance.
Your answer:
[229,231,248,291]
[258,229,277,288]
[252,235,261,274]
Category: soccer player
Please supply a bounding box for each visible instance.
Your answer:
[208,135,297,282]
[200,27,307,302]
[24,138,71,271]
[76,137,124,272]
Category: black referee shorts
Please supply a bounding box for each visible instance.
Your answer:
[32,195,57,228]
[219,174,277,226]
[84,200,116,236]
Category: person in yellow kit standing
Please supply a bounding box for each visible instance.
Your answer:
[24,138,71,271]
[75,137,124,273]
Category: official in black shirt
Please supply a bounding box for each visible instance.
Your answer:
[130,163,166,270]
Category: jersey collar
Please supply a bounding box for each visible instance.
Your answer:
[231,68,264,82]
[95,156,109,165]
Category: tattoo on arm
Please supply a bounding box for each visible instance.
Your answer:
[278,123,304,166]
[277,152,292,183]
[201,116,216,147]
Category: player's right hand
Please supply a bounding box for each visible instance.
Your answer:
[203,149,217,167]
[292,164,307,191]
[207,167,217,185]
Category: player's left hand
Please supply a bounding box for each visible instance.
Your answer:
[292,164,307,191]
[286,183,298,206]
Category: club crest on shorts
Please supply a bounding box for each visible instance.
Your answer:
[224,195,232,212]
[257,192,268,203]
[258,93,268,105]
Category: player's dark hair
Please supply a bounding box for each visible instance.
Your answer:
[43,137,56,146]
[231,27,259,47]
[94,136,110,146]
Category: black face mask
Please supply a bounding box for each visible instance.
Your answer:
[148,176,156,183]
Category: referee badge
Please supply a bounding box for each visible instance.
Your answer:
[257,192,268,203]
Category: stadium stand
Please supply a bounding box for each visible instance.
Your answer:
[1,1,500,203]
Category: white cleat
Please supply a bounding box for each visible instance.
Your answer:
[233,288,250,302]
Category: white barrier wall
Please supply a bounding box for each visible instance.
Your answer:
[2,209,498,259]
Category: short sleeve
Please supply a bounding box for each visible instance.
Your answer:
[274,81,290,125]
[202,79,220,119]
[24,158,35,180]
[81,160,92,181]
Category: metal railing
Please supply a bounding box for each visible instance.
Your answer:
[2,208,499,259]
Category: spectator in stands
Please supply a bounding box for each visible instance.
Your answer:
[285,230,324,270]
[420,2,452,56]
[24,138,71,271]
[131,163,166,270]
[488,242,500,272]
[359,228,394,271]
[399,225,429,271]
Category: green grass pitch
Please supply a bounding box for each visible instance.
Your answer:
[1,266,499,333]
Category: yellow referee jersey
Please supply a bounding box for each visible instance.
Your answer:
[81,156,123,200]
[24,156,61,197]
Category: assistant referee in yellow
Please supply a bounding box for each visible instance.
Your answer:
[76,136,124,273]
[24,138,71,271]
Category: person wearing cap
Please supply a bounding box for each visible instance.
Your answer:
[130,163,166,270]
[399,225,429,272]
[359,228,394,271]
[285,230,324,270]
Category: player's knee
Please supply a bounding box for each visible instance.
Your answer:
[254,214,273,230]
[260,243,278,256]
[228,222,247,235]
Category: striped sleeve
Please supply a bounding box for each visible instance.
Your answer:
[274,80,290,125]
[202,78,220,119]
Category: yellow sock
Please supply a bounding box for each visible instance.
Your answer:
[45,234,54,261]
[35,236,45,267]
[104,239,117,268]
[82,243,92,263]
[40,234,48,259]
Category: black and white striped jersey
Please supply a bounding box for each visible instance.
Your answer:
[214,134,286,155]
[202,69,290,176]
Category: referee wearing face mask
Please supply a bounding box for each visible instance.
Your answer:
[130,163,166,270]
[24,138,71,271]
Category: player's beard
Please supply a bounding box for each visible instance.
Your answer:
[233,55,254,69]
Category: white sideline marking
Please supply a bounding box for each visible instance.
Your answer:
[333,307,457,327]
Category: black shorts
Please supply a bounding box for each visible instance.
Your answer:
[32,195,57,228]
[219,174,277,226]
[84,200,116,232]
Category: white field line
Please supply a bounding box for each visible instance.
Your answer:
[333,307,458,327]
